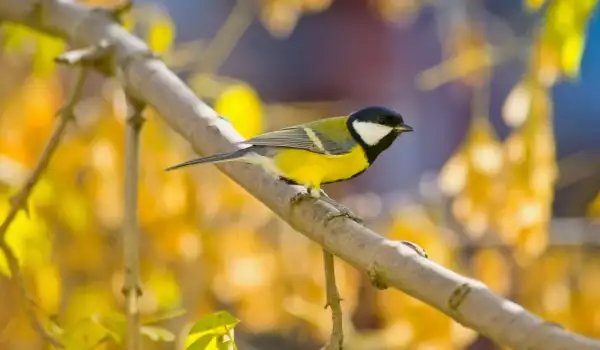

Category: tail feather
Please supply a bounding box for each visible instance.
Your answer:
[165,148,249,171]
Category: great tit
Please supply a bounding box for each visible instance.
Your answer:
[166,106,413,220]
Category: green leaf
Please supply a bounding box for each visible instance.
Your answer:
[188,311,239,335]
[218,339,234,350]
[141,325,176,342]
[185,311,239,349]
[142,308,187,324]
[186,333,216,350]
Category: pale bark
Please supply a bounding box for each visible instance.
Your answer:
[0,1,599,349]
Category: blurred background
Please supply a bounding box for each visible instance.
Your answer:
[1,0,600,349]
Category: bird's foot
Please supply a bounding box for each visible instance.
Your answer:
[325,205,363,225]
[290,189,363,224]
[290,191,315,206]
[317,189,363,224]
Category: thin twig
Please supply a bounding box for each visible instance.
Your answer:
[121,97,145,350]
[0,68,89,348]
[199,0,253,73]
[54,40,113,66]
[322,250,343,350]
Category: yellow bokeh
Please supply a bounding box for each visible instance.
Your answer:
[0,1,599,348]
[214,83,263,139]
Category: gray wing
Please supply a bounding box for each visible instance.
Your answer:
[238,126,355,155]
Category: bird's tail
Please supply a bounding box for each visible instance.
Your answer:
[165,148,250,171]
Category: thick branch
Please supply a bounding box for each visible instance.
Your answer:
[1,1,599,349]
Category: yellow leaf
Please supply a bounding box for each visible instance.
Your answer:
[526,0,547,10]
[0,199,50,276]
[0,23,65,76]
[22,75,62,140]
[561,32,585,77]
[587,192,600,218]
[375,0,421,23]
[260,1,301,38]
[503,82,531,127]
[580,0,599,14]
[467,118,503,176]
[35,264,61,314]
[63,286,113,324]
[438,154,468,196]
[61,318,107,350]
[1,23,31,53]
[33,33,65,77]
[473,249,511,295]
[147,268,182,310]
[214,84,263,139]
[302,0,333,12]
[121,11,136,32]
[148,17,175,55]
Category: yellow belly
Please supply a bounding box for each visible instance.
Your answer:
[272,146,369,190]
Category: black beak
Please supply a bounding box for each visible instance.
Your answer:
[396,123,414,132]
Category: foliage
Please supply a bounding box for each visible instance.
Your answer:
[185,311,239,350]
[0,0,599,349]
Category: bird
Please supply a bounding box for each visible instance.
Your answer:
[165,106,413,222]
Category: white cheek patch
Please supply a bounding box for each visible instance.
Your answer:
[352,121,394,146]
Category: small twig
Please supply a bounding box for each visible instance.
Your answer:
[121,97,145,350]
[0,67,89,348]
[90,0,133,24]
[322,250,343,350]
[54,40,114,66]
[111,0,133,18]
[199,0,253,73]
[415,39,525,91]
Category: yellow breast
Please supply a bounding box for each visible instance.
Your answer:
[272,146,369,189]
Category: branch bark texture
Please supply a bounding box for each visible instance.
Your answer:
[0,1,599,349]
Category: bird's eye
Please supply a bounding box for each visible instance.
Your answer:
[381,115,395,125]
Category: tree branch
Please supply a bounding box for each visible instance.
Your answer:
[121,97,145,350]
[1,1,599,349]
[322,250,343,350]
[0,67,89,348]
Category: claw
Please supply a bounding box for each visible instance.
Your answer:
[325,210,363,225]
[291,189,363,224]
[290,191,314,206]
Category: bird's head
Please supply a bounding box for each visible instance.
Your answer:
[347,106,413,149]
